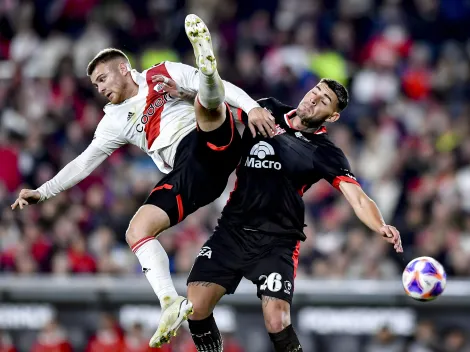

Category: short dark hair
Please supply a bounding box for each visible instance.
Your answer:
[320,78,349,112]
[86,48,130,76]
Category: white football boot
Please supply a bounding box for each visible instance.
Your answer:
[149,296,193,348]
[184,14,217,76]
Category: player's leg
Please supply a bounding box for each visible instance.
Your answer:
[246,238,303,352]
[262,297,302,352]
[126,204,174,306]
[126,203,193,348]
[127,134,202,348]
[185,14,227,132]
[186,226,244,352]
[187,282,226,352]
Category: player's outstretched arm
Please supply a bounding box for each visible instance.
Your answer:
[11,144,109,210]
[339,181,403,253]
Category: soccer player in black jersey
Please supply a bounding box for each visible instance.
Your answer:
[158,77,402,352]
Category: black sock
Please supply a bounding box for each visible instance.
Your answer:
[268,324,302,352]
[188,313,223,352]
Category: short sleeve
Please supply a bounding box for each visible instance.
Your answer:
[318,144,360,191]
[91,115,127,155]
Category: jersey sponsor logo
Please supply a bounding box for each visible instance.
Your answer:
[197,246,212,259]
[245,141,282,170]
[127,111,135,121]
[135,95,169,133]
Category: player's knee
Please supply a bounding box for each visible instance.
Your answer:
[125,222,165,247]
[195,95,225,114]
[195,99,226,132]
[187,283,222,320]
[264,314,289,334]
[262,298,291,333]
[125,225,142,247]
[125,206,170,247]
[189,298,213,320]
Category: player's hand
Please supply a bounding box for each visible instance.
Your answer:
[11,189,41,210]
[379,225,403,253]
[247,107,276,138]
[152,75,179,98]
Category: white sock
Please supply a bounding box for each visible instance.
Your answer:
[132,236,179,308]
[198,70,225,110]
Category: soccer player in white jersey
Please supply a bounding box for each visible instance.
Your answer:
[11,14,275,347]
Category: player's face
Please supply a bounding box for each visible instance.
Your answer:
[90,61,129,104]
[296,83,340,128]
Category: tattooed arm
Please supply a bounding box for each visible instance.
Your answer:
[151,74,197,104]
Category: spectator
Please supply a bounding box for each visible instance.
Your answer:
[67,235,96,274]
[0,332,16,352]
[408,320,440,352]
[442,327,470,352]
[86,313,123,352]
[120,323,167,352]
[30,320,72,352]
[365,325,405,352]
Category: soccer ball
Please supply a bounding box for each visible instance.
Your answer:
[402,256,446,301]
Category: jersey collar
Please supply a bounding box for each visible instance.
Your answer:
[284,109,296,128]
[283,109,327,135]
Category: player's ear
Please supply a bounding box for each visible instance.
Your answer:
[119,62,130,76]
[327,112,340,123]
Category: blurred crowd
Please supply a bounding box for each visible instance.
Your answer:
[1,0,470,279]
[1,0,470,349]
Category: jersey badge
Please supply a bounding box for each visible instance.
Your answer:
[295,131,311,143]
[274,124,286,136]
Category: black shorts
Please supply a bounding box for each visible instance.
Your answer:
[144,104,241,225]
[187,222,301,304]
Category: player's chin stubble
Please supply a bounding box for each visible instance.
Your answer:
[299,115,324,129]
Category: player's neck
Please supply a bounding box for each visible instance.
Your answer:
[122,82,139,101]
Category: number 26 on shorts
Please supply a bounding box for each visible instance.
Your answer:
[259,272,283,292]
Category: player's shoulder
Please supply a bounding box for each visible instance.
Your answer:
[95,112,113,129]
[316,133,349,162]
[141,62,170,78]
[95,112,125,136]
[256,98,296,126]
[257,97,295,114]
[145,61,196,76]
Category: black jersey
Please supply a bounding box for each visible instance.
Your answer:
[221,98,360,241]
